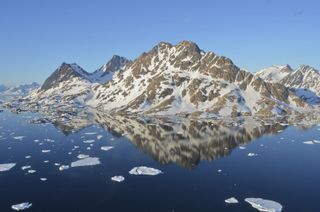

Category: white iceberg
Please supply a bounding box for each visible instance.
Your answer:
[303,140,314,145]
[21,166,31,170]
[225,197,238,204]
[0,163,16,172]
[111,175,125,182]
[101,146,114,151]
[13,136,25,141]
[97,135,103,140]
[40,178,47,181]
[129,166,163,176]
[41,150,51,153]
[84,132,97,135]
[11,202,32,211]
[71,157,101,168]
[245,198,282,212]
[28,169,36,174]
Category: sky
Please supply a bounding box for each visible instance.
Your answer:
[0,0,319,85]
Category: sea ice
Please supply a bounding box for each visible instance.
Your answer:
[77,154,89,159]
[41,150,51,153]
[11,202,32,211]
[111,175,125,182]
[0,163,16,172]
[71,157,101,168]
[21,166,31,170]
[239,146,246,150]
[40,178,47,181]
[245,198,282,212]
[225,197,239,204]
[248,153,258,157]
[97,135,103,140]
[28,169,36,174]
[84,132,97,135]
[303,140,314,145]
[101,146,114,151]
[129,166,163,176]
[83,139,95,143]
[13,136,25,141]
[59,165,70,171]
[25,156,31,159]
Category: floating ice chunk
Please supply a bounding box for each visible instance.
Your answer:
[77,154,89,159]
[303,141,314,145]
[84,132,97,135]
[13,136,25,141]
[41,150,51,153]
[25,156,31,159]
[248,153,258,157]
[86,147,91,150]
[0,163,16,172]
[239,146,246,150]
[313,140,320,144]
[97,135,103,140]
[21,166,31,170]
[83,139,95,144]
[28,169,36,174]
[111,175,125,182]
[11,202,32,211]
[245,198,282,212]
[40,178,47,181]
[129,166,163,176]
[225,197,238,204]
[218,169,222,173]
[43,160,49,163]
[71,157,101,168]
[101,146,114,151]
[59,165,70,171]
[54,163,60,166]
[44,138,55,142]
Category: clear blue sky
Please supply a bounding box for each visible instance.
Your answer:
[0,0,319,85]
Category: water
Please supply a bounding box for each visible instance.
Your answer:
[0,110,320,211]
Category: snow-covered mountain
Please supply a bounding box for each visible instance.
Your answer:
[255,65,293,83]
[23,40,319,118]
[256,65,320,104]
[90,55,131,83]
[0,83,39,96]
[89,41,312,117]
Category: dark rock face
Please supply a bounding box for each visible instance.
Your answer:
[95,55,131,77]
[41,63,90,91]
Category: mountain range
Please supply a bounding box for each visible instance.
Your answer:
[11,41,320,118]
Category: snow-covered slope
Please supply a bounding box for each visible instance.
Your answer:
[255,65,293,83]
[90,55,130,83]
[89,41,313,117]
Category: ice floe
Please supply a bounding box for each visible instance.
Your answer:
[27,169,36,174]
[25,156,31,159]
[41,150,51,153]
[13,136,25,141]
[111,175,125,182]
[40,178,47,181]
[129,166,163,176]
[248,153,258,157]
[97,135,103,140]
[303,140,320,145]
[77,154,89,159]
[84,132,97,135]
[245,198,282,212]
[83,139,95,143]
[101,146,114,151]
[71,157,101,168]
[59,165,70,171]
[0,163,16,172]
[225,197,238,204]
[21,166,31,170]
[11,202,32,211]
[239,146,246,150]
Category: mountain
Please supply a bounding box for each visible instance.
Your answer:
[22,40,318,118]
[256,65,320,104]
[255,65,293,83]
[88,41,313,117]
[90,55,131,83]
[1,82,39,96]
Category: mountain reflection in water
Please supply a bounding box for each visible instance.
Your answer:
[26,109,308,168]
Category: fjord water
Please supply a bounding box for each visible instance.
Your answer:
[0,111,320,212]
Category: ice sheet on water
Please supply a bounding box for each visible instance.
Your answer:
[0,163,16,172]
[101,146,114,151]
[245,198,282,212]
[225,197,238,204]
[111,175,125,182]
[21,166,31,170]
[84,132,97,135]
[71,157,101,168]
[28,170,36,174]
[11,202,32,211]
[129,166,163,176]
[41,150,51,153]
[40,178,47,181]
[303,140,314,145]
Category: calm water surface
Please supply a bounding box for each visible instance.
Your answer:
[0,111,320,212]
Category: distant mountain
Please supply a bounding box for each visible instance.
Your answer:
[256,64,320,104]
[1,82,39,96]
[22,40,319,118]
[90,55,131,83]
